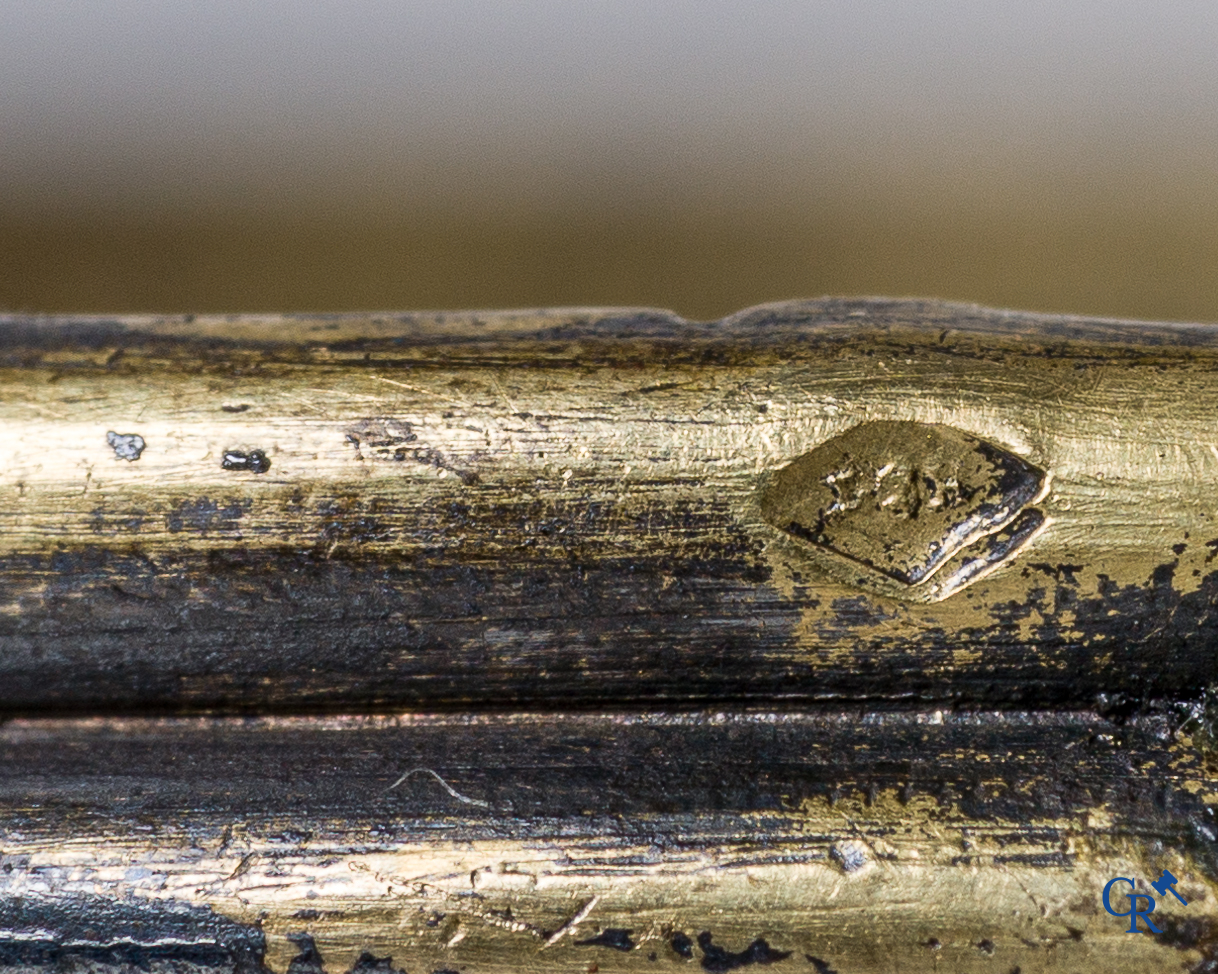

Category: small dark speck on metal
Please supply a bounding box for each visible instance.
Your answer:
[222,449,271,474]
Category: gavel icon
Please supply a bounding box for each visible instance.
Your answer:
[1152,869,1188,906]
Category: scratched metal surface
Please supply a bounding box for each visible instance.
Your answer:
[1,709,1217,973]
[3,298,1218,973]
[1,298,1217,712]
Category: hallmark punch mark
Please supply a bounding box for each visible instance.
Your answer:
[760,420,1048,602]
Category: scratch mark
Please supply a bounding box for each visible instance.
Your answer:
[1209,444,1218,464]
[999,861,1047,918]
[370,375,471,407]
[225,853,257,882]
[24,402,69,421]
[636,380,691,395]
[543,896,600,948]
[491,376,520,416]
[277,392,331,414]
[386,768,490,807]
[302,388,392,404]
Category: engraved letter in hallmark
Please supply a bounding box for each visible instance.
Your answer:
[760,420,1048,602]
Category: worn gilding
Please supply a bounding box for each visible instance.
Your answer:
[3,299,1218,973]
[2,710,1218,973]
[1,298,1217,710]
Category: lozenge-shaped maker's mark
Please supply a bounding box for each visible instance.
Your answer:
[760,420,1047,601]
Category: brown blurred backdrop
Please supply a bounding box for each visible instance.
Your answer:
[3,1,1217,322]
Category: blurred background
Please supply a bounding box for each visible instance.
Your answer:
[2,0,1216,321]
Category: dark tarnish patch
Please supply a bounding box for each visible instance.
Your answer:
[4,542,1218,713]
[805,957,839,974]
[3,709,1218,894]
[793,555,1218,708]
[410,446,481,485]
[346,416,478,483]
[89,503,147,535]
[314,495,393,550]
[577,929,636,952]
[286,934,325,974]
[0,492,792,713]
[347,952,408,974]
[9,299,1218,371]
[1178,686,1218,754]
[1026,562,1086,585]
[696,933,791,973]
[813,596,900,639]
[346,417,418,460]
[165,497,252,535]
[106,430,146,461]
[1151,915,1218,972]
[672,933,695,959]
[0,893,268,972]
[999,560,1218,704]
[222,450,272,474]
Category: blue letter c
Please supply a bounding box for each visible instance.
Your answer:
[1103,877,1135,917]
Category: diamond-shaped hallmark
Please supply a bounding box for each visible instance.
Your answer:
[760,421,1048,602]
